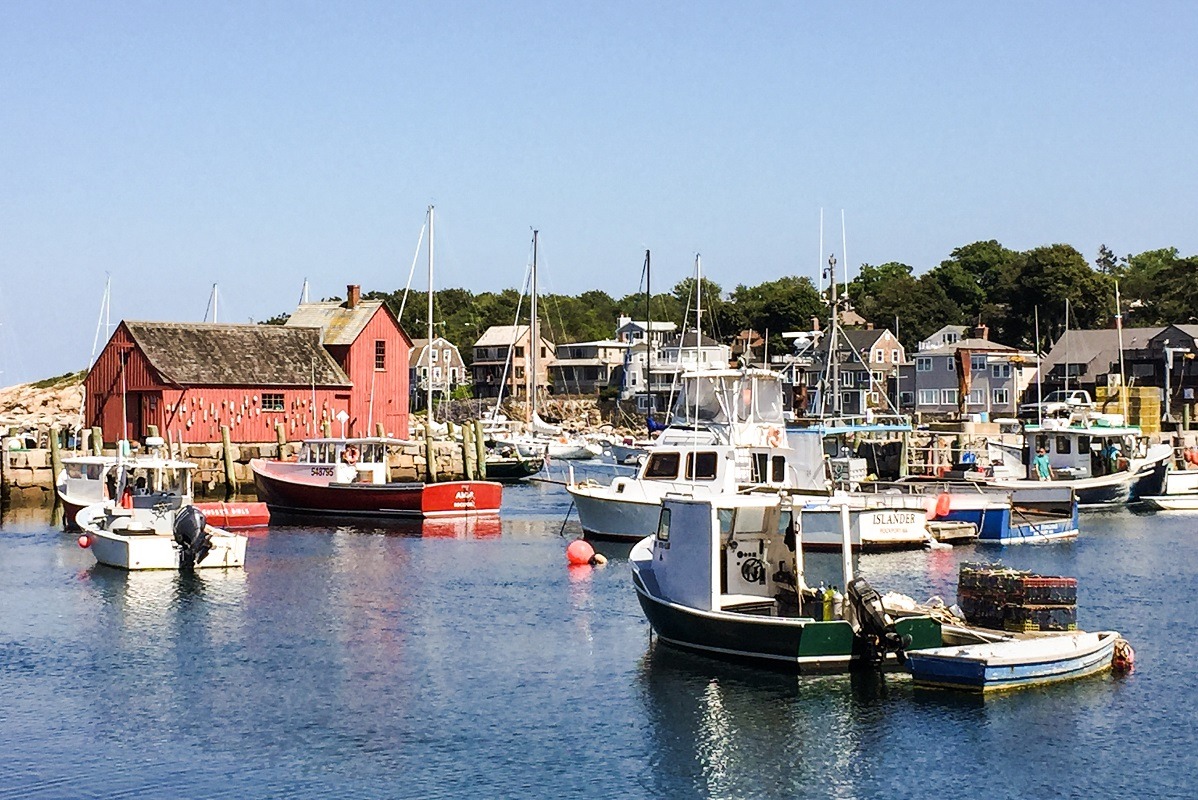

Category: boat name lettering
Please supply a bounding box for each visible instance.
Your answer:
[871,512,916,526]
[311,466,336,477]
[454,490,476,509]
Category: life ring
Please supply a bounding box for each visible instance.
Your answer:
[343,446,360,465]
[766,427,783,448]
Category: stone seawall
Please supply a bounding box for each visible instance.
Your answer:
[1,440,473,506]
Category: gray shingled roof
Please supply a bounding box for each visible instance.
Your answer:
[286,299,389,346]
[918,338,1017,356]
[1040,327,1163,377]
[124,321,351,386]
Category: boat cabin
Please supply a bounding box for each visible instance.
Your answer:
[652,494,806,616]
[296,437,406,485]
[640,369,825,492]
[1024,422,1149,480]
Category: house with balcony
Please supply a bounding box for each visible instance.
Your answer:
[549,339,628,396]
[471,325,555,400]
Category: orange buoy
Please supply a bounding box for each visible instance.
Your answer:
[566,538,595,566]
[77,534,91,548]
[935,493,952,519]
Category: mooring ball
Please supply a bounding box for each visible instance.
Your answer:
[566,538,595,566]
[77,534,91,549]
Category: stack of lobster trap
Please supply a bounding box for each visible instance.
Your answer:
[957,562,1078,632]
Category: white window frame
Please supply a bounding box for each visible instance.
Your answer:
[971,355,987,371]
[993,388,1010,405]
[918,389,937,406]
[430,348,439,364]
[916,357,932,372]
[947,357,956,372]
[942,388,959,405]
[992,363,1012,379]
[890,350,900,363]
[900,390,915,407]
[873,349,884,363]
[967,388,985,405]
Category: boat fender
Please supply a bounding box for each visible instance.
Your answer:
[1113,638,1136,673]
[77,534,91,548]
[935,493,952,518]
[822,586,834,621]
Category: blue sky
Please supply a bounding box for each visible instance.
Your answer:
[2,2,1196,385]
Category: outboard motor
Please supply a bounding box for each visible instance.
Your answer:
[847,576,910,665]
[173,505,212,568]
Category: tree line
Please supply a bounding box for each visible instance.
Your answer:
[265,242,1197,362]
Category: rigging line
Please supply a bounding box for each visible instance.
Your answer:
[490,255,533,421]
[397,219,428,322]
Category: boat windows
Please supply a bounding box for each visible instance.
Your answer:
[655,508,671,546]
[772,456,786,483]
[66,463,85,479]
[685,452,718,480]
[644,452,680,479]
[1056,436,1072,455]
[671,377,728,425]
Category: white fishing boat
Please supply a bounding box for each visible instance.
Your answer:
[1138,463,1198,510]
[56,439,269,531]
[630,492,943,671]
[77,501,246,570]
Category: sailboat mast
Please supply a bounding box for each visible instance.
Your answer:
[828,254,841,418]
[427,205,435,424]
[694,254,702,362]
[530,230,539,420]
[644,249,651,421]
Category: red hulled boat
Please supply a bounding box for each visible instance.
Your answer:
[249,437,502,519]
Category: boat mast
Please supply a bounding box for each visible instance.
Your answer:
[827,253,841,419]
[644,249,651,423]
[530,230,539,421]
[427,205,435,425]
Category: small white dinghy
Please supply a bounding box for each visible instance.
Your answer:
[905,630,1120,692]
[78,501,247,571]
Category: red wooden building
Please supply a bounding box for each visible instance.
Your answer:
[84,285,412,444]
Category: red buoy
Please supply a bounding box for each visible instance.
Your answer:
[77,534,91,549]
[566,538,595,566]
[935,493,952,519]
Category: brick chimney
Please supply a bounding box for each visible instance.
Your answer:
[346,284,361,309]
[972,323,989,341]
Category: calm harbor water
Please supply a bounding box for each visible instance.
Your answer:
[1,472,1192,799]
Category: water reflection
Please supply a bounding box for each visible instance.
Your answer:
[269,512,502,539]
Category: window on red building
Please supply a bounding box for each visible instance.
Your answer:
[375,340,386,370]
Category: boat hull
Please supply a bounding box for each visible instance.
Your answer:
[905,631,1117,692]
[570,486,663,542]
[1139,494,1198,511]
[251,461,502,518]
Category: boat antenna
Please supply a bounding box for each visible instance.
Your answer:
[840,210,849,298]
[1115,280,1128,422]
[1034,306,1043,427]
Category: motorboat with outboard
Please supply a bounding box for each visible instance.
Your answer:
[77,499,246,570]
[629,492,941,670]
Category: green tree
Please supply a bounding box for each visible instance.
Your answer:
[728,276,824,355]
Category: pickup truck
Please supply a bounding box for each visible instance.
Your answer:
[1018,389,1093,420]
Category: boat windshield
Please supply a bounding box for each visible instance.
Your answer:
[671,376,730,426]
[736,376,785,424]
